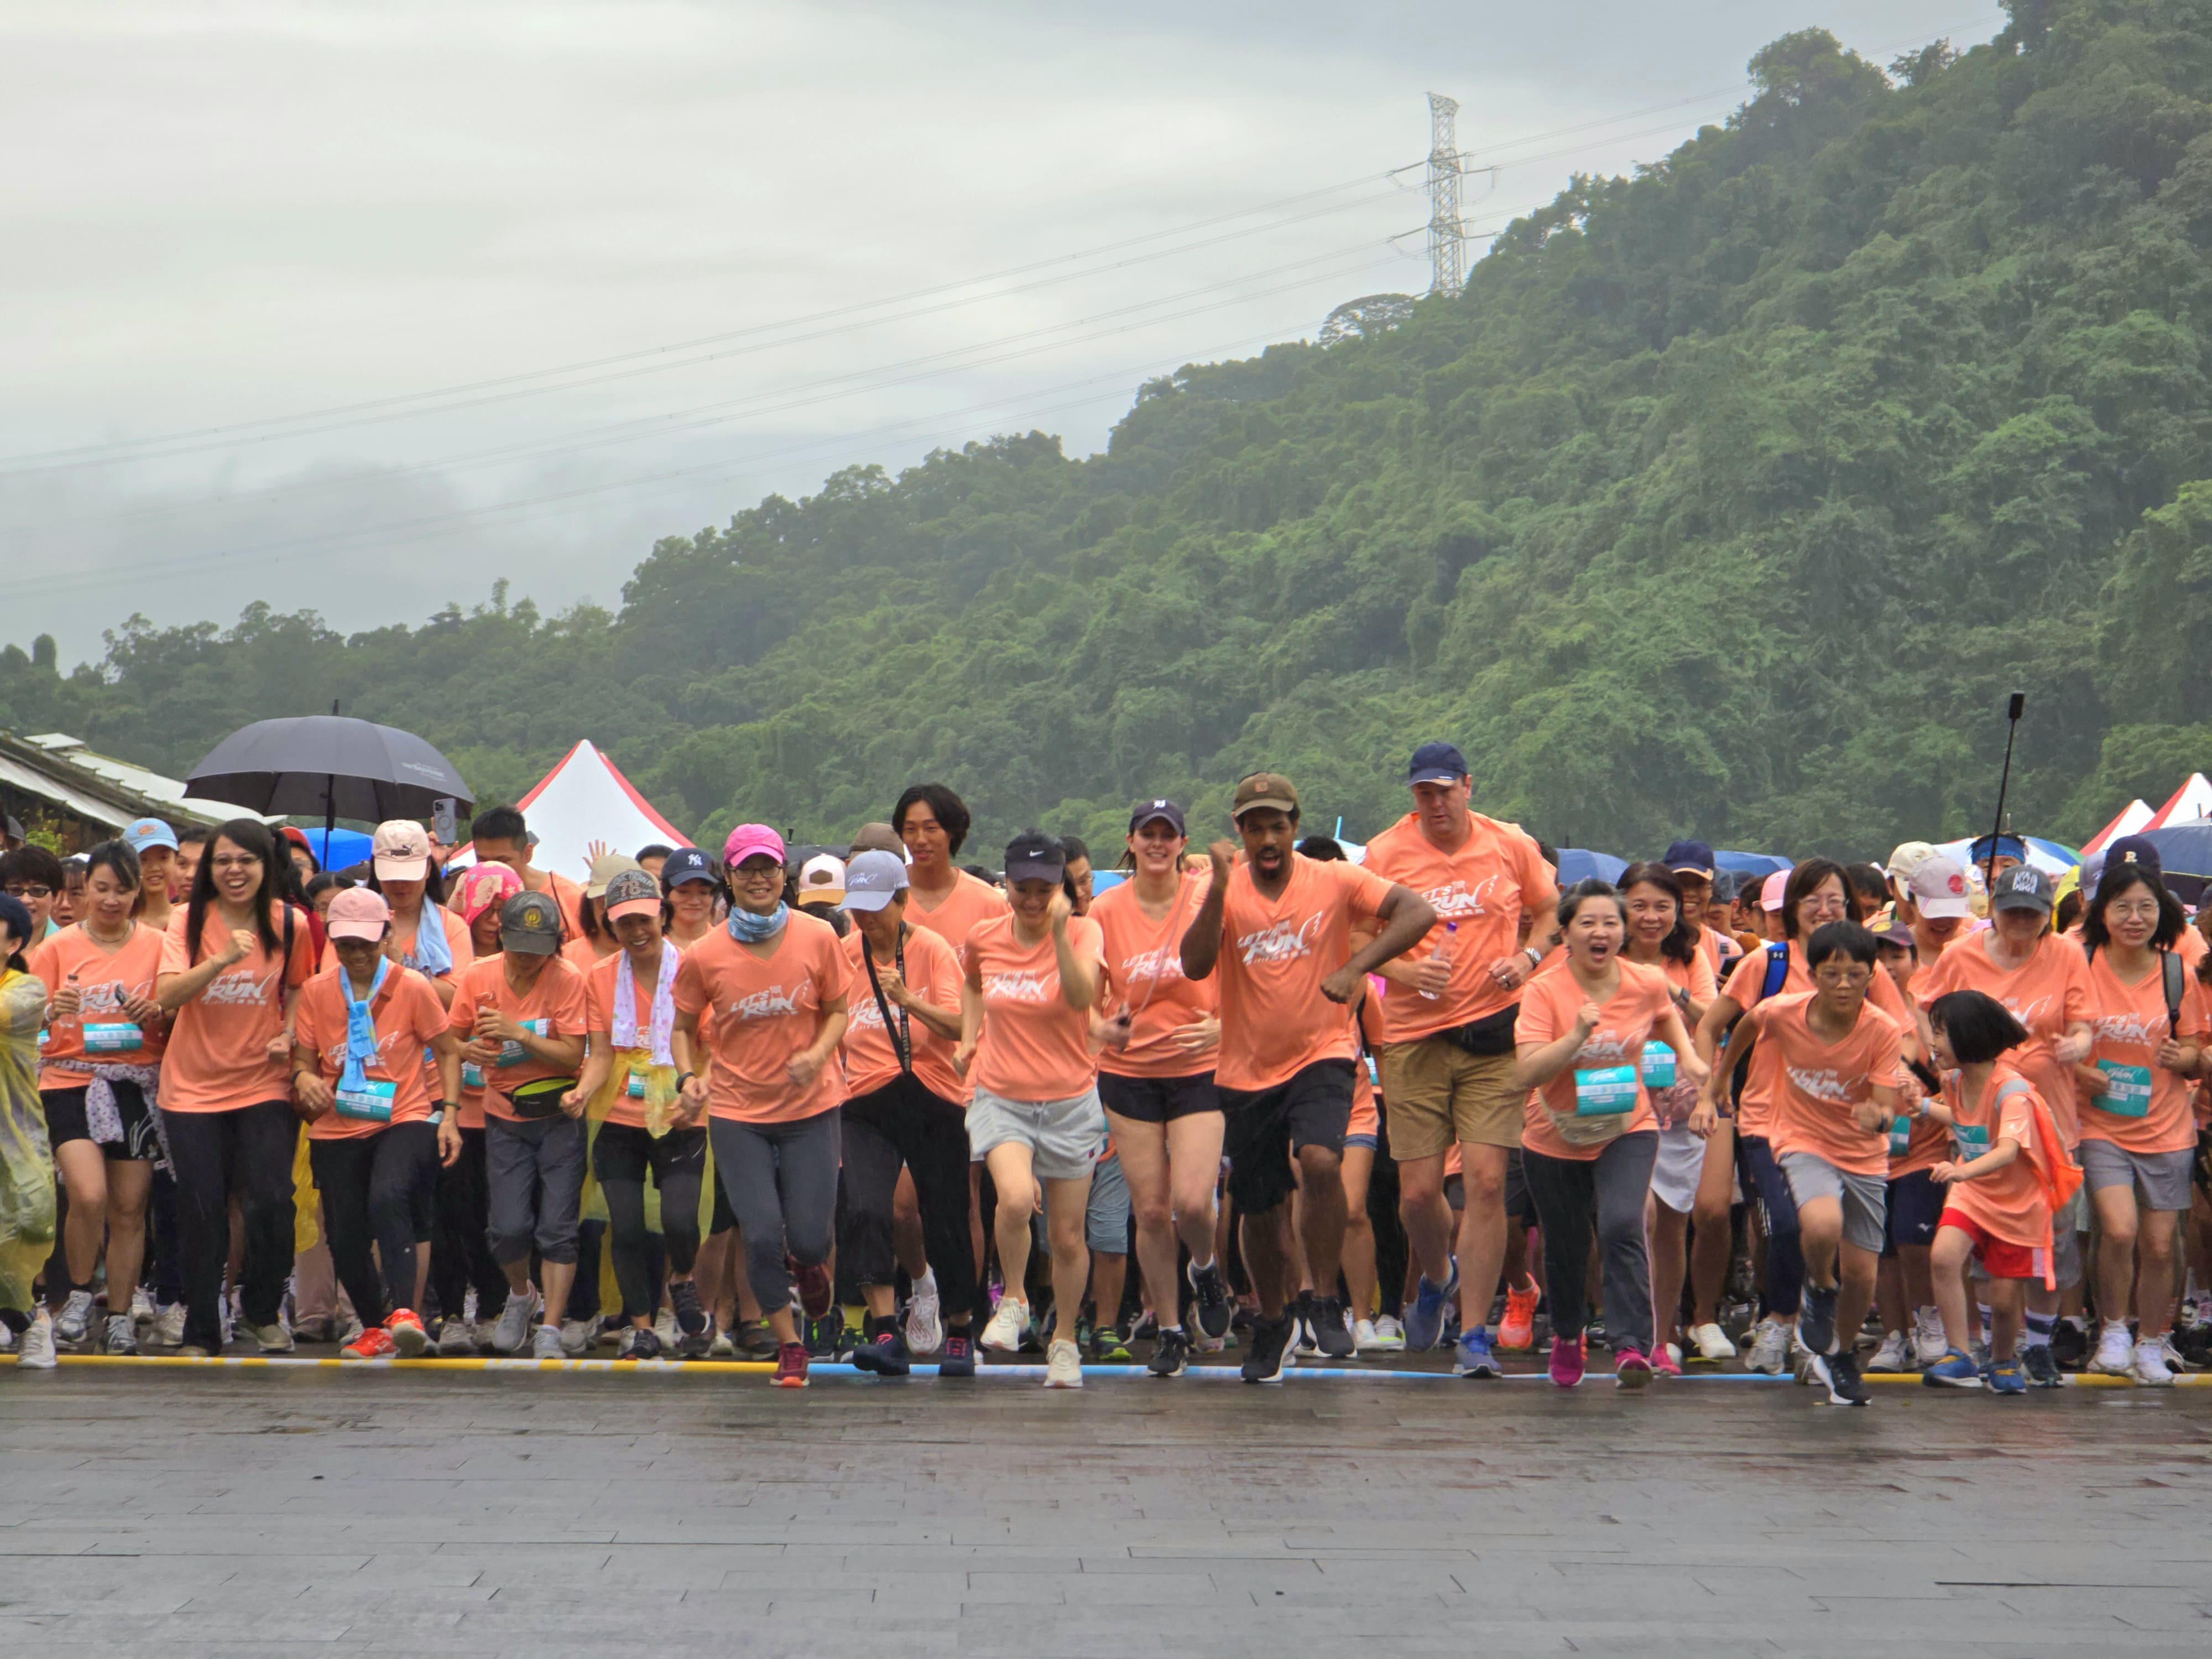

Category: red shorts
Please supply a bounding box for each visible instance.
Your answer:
[1938,1208,2045,1281]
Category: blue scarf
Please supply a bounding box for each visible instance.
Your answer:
[341,957,391,1095]
[727,902,787,945]
[403,905,452,976]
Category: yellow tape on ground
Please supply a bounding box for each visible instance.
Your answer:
[6,1353,775,1373]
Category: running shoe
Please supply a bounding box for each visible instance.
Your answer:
[1498,1277,1541,1351]
[1743,1317,1790,1375]
[530,1323,565,1360]
[1921,1347,1982,1389]
[2021,1342,2064,1389]
[651,1306,679,1350]
[176,1344,212,1359]
[980,1296,1029,1354]
[1291,1292,1319,1356]
[291,1314,336,1344]
[104,1314,138,1356]
[1652,1342,1682,1379]
[490,1289,540,1354]
[1352,1318,1380,1352]
[707,1327,737,1358]
[1865,1330,1911,1374]
[1913,1308,1949,1369]
[632,1326,665,1360]
[1584,1316,1608,1347]
[1817,1348,1869,1406]
[939,1333,976,1378]
[1241,1314,1293,1384]
[1987,1357,2028,1395]
[1614,1343,1655,1391]
[1089,1324,1133,1363]
[1308,1295,1357,1360]
[53,1288,95,1346]
[17,1310,57,1369]
[152,1303,186,1347]
[806,1309,852,1361]
[1687,1322,1736,1365]
[2088,1320,2133,1375]
[669,1279,708,1341]
[676,1317,713,1360]
[739,1319,779,1359]
[790,1256,834,1319]
[240,1317,293,1353]
[1366,1313,1406,1353]
[1798,1281,1839,1358]
[1548,1332,1585,1389]
[852,1316,912,1378]
[342,1326,398,1360]
[385,1310,429,1358]
[1454,1327,1501,1379]
[1404,1263,1458,1353]
[902,1269,944,1356]
[2132,1336,2176,1387]
[437,1318,481,1357]
[561,1316,601,1357]
[1044,1337,1083,1388]
[2049,1315,2090,1369]
[771,1341,810,1387]
[1149,1328,1191,1378]
[1187,1259,1232,1340]
[2160,1333,2198,1374]
[131,1284,156,1327]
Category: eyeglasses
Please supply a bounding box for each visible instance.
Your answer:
[4,884,51,900]
[210,855,263,870]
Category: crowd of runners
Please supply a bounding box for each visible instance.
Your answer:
[3,744,2210,1404]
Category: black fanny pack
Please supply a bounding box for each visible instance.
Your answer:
[503,1076,579,1120]
[1434,1005,1517,1057]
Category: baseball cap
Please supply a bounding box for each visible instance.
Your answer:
[1989,864,2055,916]
[1003,831,1066,885]
[372,820,432,881]
[1661,839,1715,878]
[661,846,717,888]
[1759,870,1788,912]
[455,863,522,925]
[280,826,313,855]
[1129,797,1186,836]
[602,866,663,922]
[0,893,32,946]
[1885,841,1939,885]
[1232,773,1300,821]
[325,886,392,942]
[122,817,179,854]
[1876,922,1915,950]
[1407,742,1470,787]
[842,849,910,913]
[499,890,565,955]
[848,822,905,859]
[2103,834,2163,878]
[723,823,786,870]
[796,853,847,906]
[1906,855,1973,920]
[584,852,641,899]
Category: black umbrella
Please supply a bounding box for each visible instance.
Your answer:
[2133,820,2212,906]
[184,713,473,843]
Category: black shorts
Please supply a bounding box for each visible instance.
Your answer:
[1884,1168,1944,1257]
[1218,1060,1354,1214]
[43,1082,159,1162]
[1098,1071,1221,1125]
[593,1120,708,1190]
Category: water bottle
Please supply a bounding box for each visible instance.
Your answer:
[1417,921,1457,1000]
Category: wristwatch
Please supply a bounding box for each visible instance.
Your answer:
[1523,946,1543,969]
[676,1070,697,1091]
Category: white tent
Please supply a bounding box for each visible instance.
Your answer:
[2080,798,2153,857]
[451,740,690,883]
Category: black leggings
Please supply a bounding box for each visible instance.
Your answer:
[159,1100,298,1352]
[838,1078,977,1321]
[1738,1133,1805,1321]
[309,1122,439,1327]
[430,1126,507,1323]
[592,1122,705,1321]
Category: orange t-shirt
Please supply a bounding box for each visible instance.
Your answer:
[841,924,965,1105]
[157,906,318,1114]
[1358,812,1554,1042]
[582,946,689,1131]
[1913,931,2093,1146]
[1209,853,1392,1093]
[445,954,589,1123]
[30,922,170,1089]
[1938,1061,2051,1248]
[2078,948,2209,1156]
[905,870,1008,967]
[673,913,847,1124]
[562,935,615,973]
[293,964,452,1141]
[966,912,1107,1103]
[1092,872,1219,1080]
[1749,992,1903,1178]
[1720,940,1914,1137]
[1516,958,1673,1161]
[1644,950,1715,1129]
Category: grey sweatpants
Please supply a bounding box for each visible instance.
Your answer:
[1522,1130,1659,1354]
[708,1108,842,1311]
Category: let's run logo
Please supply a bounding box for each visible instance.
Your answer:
[984,971,1053,1004]
[728,987,800,1020]
[1423,875,1504,920]
[1237,913,1326,967]
[1117,944,1184,985]
[1575,1032,1634,1067]
[199,968,276,1008]
[1783,1065,1861,1103]
[2093,1010,2159,1046]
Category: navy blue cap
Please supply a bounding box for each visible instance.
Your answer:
[1129,797,1186,837]
[0,893,31,949]
[1661,839,1715,877]
[2103,834,2163,878]
[1003,831,1066,885]
[661,846,718,888]
[1407,742,1469,787]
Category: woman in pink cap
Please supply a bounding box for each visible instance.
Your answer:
[361,821,471,1006]
[673,825,849,1389]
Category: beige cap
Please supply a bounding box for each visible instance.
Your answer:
[371,820,432,881]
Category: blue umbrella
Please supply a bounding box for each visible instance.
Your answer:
[300,827,374,873]
[1556,848,1627,885]
[1715,849,1793,879]
[2135,820,2212,905]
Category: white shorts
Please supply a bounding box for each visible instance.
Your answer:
[1650,1124,1706,1214]
[966,1085,1107,1183]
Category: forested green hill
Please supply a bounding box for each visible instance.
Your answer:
[9,1,2212,858]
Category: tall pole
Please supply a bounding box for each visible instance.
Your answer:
[1426,92,1465,298]
[1984,692,2025,894]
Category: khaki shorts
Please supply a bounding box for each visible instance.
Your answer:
[1381,1039,1523,1159]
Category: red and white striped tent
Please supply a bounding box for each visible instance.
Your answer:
[449,740,689,883]
[2080,797,2154,857]
[2146,772,2212,830]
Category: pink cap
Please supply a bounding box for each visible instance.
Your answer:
[723,823,786,869]
[456,863,522,925]
[1759,870,1788,912]
[325,887,392,942]
[372,820,432,881]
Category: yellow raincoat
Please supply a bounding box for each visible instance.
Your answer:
[0,967,57,1320]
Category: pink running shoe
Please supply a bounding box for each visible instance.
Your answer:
[1651,1342,1682,1379]
[1548,1332,1586,1389]
[1614,1343,1655,1390]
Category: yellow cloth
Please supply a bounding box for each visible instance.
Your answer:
[291,1124,321,1253]
[0,969,58,1318]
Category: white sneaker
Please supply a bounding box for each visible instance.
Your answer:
[1352,1318,1380,1353]
[707,1328,736,1358]
[490,1290,540,1354]
[241,1316,294,1353]
[17,1310,58,1369]
[1912,1308,1949,1369]
[53,1289,95,1345]
[980,1296,1029,1353]
[904,1268,945,1356]
[531,1323,566,1360]
[0,1321,13,1353]
[131,1285,156,1326]
[153,1303,186,1347]
[1866,1330,1910,1374]
[2089,1320,2135,1375]
[651,1307,679,1349]
[1743,1317,1790,1375]
[1367,1314,1406,1352]
[104,1314,138,1355]
[1688,1321,1737,1364]
[560,1316,600,1357]
[436,1318,479,1357]
[2132,1336,2175,1387]
[1044,1337,1083,1388]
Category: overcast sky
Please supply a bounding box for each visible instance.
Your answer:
[1,0,2007,665]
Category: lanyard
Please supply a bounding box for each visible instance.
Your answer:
[862,927,912,1073]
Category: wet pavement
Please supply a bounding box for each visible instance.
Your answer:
[3,1363,2210,1656]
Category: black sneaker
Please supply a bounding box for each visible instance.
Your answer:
[805,1308,850,1361]
[629,1326,664,1360]
[1308,1295,1356,1359]
[677,1318,713,1360]
[1799,1281,1839,1357]
[669,1279,707,1339]
[1089,1323,1132,1363]
[1149,1327,1191,1378]
[2021,1342,2064,1389]
[1291,1291,1319,1356]
[1241,1314,1293,1384]
[1819,1346,1867,1406]
[938,1333,976,1378]
[851,1314,911,1378]
[1188,1260,1233,1341]
[2048,1319,2089,1369]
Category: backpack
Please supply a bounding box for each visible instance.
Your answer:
[1991,1074,2083,1290]
[1760,940,1791,1001]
